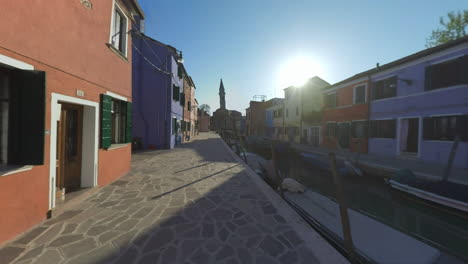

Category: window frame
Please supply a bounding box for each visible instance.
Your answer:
[353,84,367,104]
[325,92,337,108]
[370,119,396,139]
[372,76,397,101]
[425,55,468,91]
[423,114,468,142]
[109,2,129,57]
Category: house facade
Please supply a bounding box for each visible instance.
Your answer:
[369,37,468,168]
[0,0,144,244]
[300,77,330,146]
[245,99,276,137]
[182,72,195,142]
[132,35,184,149]
[322,74,371,152]
[265,98,284,139]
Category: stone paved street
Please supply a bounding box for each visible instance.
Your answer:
[1,133,347,264]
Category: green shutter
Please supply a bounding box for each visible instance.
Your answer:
[126,102,132,143]
[9,70,46,165]
[100,94,112,149]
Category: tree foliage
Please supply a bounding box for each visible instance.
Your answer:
[426,10,468,48]
[199,104,211,115]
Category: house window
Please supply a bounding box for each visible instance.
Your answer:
[425,55,468,91]
[110,4,127,55]
[187,101,191,111]
[354,85,366,104]
[172,117,177,135]
[351,121,368,138]
[173,85,180,101]
[326,123,337,137]
[111,99,127,144]
[0,73,9,165]
[423,115,468,141]
[372,76,397,100]
[0,68,46,165]
[180,93,185,106]
[370,119,396,138]
[325,93,336,108]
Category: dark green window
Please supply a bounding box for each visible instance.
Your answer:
[423,115,468,141]
[0,68,46,165]
[370,119,396,138]
[425,55,468,91]
[180,93,185,106]
[372,77,397,100]
[100,94,132,149]
[326,123,337,137]
[325,93,336,108]
[173,85,180,101]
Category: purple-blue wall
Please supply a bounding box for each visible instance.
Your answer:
[369,45,468,168]
[132,35,183,149]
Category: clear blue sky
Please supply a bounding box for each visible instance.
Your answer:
[138,0,466,114]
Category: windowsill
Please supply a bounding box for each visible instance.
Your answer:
[106,43,128,62]
[0,165,33,177]
[369,137,394,140]
[107,143,130,150]
[424,140,461,143]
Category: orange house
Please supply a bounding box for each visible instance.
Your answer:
[0,0,144,244]
[322,73,372,153]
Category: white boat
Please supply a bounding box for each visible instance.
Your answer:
[389,180,468,213]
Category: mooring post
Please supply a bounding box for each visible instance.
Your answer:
[329,152,355,261]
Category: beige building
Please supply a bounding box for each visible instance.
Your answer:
[282,76,329,143]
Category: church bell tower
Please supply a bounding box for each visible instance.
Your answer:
[219,79,226,109]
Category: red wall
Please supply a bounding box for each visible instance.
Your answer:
[0,0,135,244]
[322,80,370,153]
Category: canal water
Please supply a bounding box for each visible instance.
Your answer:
[243,140,468,263]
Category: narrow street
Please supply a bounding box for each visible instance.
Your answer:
[1,132,346,264]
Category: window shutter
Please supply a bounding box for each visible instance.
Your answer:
[173,85,179,101]
[424,66,433,91]
[125,102,132,143]
[423,117,433,140]
[462,56,468,84]
[9,70,46,165]
[350,122,356,138]
[456,115,468,141]
[363,121,369,138]
[180,93,185,106]
[389,120,396,138]
[100,94,112,149]
[369,120,377,138]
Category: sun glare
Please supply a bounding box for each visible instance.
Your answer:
[276,56,323,89]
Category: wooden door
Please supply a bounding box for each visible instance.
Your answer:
[56,103,83,193]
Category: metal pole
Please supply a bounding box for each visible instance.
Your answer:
[328,152,355,261]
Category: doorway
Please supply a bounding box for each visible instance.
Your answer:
[338,123,350,149]
[310,127,320,147]
[400,118,419,154]
[56,103,83,198]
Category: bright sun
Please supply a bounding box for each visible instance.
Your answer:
[276,56,322,89]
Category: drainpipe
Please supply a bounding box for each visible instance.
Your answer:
[366,74,372,154]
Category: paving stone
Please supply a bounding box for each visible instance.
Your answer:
[62,223,78,234]
[49,234,84,247]
[236,248,252,264]
[283,230,303,246]
[86,225,110,236]
[132,207,153,219]
[218,227,230,242]
[215,245,235,261]
[13,227,47,246]
[160,246,178,264]
[43,210,82,226]
[204,239,222,252]
[67,243,117,264]
[34,249,63,264]
[256,255,280,264]
[180,239,203,256]
[202,223,215,238]
[114,246,139,264]
[279,250,299,264]
[143,228,174,252]
[98,231,120,244]
[0,246,24,264]
[60,237,97,258]
[259,235,285,257]
[298,246,320,264]
[15,245,44,262]
[191,248,211,264]
[30,223,65,247]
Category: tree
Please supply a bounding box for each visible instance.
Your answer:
[199,104,211,115]
[426,10,468,48]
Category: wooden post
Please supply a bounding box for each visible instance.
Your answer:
[443,136,460,182]
[328,152,355,260]
[271,142,284,197]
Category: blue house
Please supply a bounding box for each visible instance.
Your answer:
[368,36,468,169]
[132,32,184,149]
